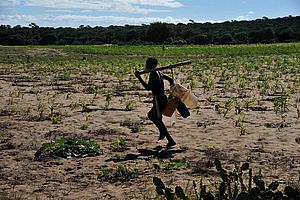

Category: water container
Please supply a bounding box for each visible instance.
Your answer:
[170,84,198,108]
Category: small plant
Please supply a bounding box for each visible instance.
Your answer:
[50,113,61,124]
[98,164,137,183]
[79,99,89,112]
[239,122,247,135]
[34,138,102,160]
[201,75,215,93]
[125,100,134,111]
[273,90,289,128]
[204,144,224,161]
[110,138,128,152]
[80,123,89,130]
[37,96,46,120]
[8,91,15,105]
[234,99,244,115]
[244,98,256,111]
[222,80,231,93]
[130,123,142,133]
[69,101,79,110]
[224,98,233,117]
[48,93,58,117]
[105,90,113,109]
[273,92,289,114]
[164,159,186,170]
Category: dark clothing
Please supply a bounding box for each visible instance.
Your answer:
[148,71,171,118]
[149,71,165,96]
[136,70,175,144]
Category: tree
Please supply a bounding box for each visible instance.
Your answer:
[219,33,234,44]
[234,32,248,44]
[29,23,39,29]
[276,28,295,42]
[146,22,171,43]
[0,34,25,45]
[0,16,299,45]
[188,34,209,44]
[39,33,58,45]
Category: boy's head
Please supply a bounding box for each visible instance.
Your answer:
[146,57,158,69]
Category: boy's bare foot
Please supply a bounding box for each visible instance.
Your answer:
[166,140,176,149]
[158,134,166,141]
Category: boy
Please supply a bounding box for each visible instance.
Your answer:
[134,57,176,149]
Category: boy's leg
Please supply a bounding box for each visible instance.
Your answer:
[148,109,176,147]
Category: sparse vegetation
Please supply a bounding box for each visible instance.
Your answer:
[110,138,128,152]
[0,43,299,199]
[98,164,138,183]
[153,159,300,200]
[34,138,102,160]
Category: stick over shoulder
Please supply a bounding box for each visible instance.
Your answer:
[139,61,192,75]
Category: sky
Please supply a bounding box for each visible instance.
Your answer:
[0,0,299,27]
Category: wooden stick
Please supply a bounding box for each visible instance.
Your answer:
[139,61,192,75]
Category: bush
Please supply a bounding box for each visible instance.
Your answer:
[34,137,102,160]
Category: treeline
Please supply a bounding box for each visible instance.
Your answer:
[0,16,299,45]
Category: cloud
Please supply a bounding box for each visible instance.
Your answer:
[235,11,255,21]
[126,0,183,8]
[0,0,21,6]
[1,0,183,14]
[0,13,190,27]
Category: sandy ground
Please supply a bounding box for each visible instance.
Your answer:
[0,48,299,199]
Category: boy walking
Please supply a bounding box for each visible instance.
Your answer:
[134,57,176,149]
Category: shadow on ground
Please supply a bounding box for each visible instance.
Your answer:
[105,146,187,162]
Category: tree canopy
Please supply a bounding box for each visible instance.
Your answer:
[0,16,299,45]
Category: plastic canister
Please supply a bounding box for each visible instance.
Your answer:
[170,84,198,108]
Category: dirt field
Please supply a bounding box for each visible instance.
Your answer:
[0,46,299,199]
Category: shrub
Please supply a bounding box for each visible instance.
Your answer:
[34,138,102,160]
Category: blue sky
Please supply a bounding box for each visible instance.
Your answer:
[0,0,299,27]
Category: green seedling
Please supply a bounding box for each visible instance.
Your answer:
[8,91,15,105]
[37,96,46,120]
[224,98,233,117]
[79,99,89,112]
[105,90,113,109]
[273,93,289,114]
[223,80,231,93]
[239,122,246,135]
[164,159,186,170]
[244,98,256,111]
[80,124,88,130]
[98,164,137,183]
[50,113,61,124]
[201,75,215,93]
[125,100,134,111]
[234,99,244,115]
[110,138,128,152]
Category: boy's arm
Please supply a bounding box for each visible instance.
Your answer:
[162,73,174,85]
[135,71,150,90]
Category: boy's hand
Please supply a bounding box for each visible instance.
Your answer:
[170,79,174,86]
[134,71,140,77]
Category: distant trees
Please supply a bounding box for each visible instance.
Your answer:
[188,34,209,44]
[146,22,171,43]
[0,16,299,45]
